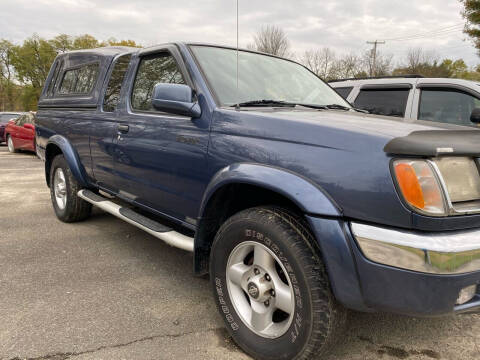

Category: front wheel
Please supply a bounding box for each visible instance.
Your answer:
[7,135,16,153]
[49,154,92,222]
[210,207,346,360]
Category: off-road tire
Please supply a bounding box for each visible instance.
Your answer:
[210,206,347,360]
[49,155,92,222]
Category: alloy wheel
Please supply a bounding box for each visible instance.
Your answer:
[226,241,295,339]
[53,168,67,210]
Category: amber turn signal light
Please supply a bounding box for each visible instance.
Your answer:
[393,160,446,216]
[394,163,425,209]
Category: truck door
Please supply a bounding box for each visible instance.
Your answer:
[22,113,36,151]
[113,47,210,225]
[90,54,132,192]
[12,116,25,148]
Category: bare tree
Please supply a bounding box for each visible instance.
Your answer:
[362,49,392,77]
[403,47,439,73]
[248,25,291,57]
[405,47,425,70]
[332,53,363,79]
[393,48,448,77]
[302,48,336,80]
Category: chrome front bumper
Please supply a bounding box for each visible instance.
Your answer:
[351,223,480,274]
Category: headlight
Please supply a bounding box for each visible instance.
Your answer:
[433,157,480,203]
[393,160,446,215]
[393,157,480,216]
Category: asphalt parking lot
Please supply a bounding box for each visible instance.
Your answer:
[0,145,479,360]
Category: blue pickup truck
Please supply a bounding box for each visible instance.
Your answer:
[36,44,480,360]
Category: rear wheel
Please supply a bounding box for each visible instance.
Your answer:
[49,154,92,222]
[210,207,346,360]
[7,135,16,153]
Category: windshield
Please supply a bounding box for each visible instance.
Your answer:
[191,46,350,108]
[0,114,20,124]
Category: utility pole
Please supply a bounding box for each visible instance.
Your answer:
[366,40,385,76]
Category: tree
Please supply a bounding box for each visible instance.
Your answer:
[441,58,480,80]
[461,0,480,54]
[49,34,74,53]
[392,61,451,77]
[107,38,141,47]
[362,49,392,77]
[331,53,364,79]
[442,59,468,77]
[248,25,290,57]
[0,40,16,111]
[393,48,451,77]
[10,35,57,105]
[302,48,336,80]
[395,48,439,74]
[72,34,103,50]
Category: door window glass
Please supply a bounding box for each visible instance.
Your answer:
[354,88,409,117]
[47,61,62,96]
[419,88,480,127]
[131,52,185,111]
[103,54,132,112]
[0,114,19,123]
[334,87,353,100]
[24,113,35,124]
[15,115,26,126]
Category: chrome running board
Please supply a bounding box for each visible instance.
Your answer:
[77,189,194,252]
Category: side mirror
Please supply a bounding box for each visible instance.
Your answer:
[23,123,34,130]
[152,83,201,118]
[471,108,480,123]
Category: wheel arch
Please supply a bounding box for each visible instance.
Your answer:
[45,135,89,188]
[194,163,342,275]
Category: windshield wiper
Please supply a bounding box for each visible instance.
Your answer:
[232,100,369,113]
[324,104,369,113]
[299,103,367,113]
[233,100,296,108]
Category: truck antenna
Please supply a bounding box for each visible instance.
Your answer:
[235,0,240,111]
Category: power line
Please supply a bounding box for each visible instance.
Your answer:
[383,23,463,41]
[389,29,464,42]
[436,43,475,54]
[387,29,463,42]
[382,23,464,42]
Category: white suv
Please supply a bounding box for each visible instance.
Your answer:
[330,76,480,127]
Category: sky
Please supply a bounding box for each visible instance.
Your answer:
[0,0,478,67]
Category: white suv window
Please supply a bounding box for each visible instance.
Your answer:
[419,88,480,127]
[354,88,410,117]
[334,87,353,100]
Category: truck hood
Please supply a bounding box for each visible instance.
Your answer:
[215,108,480,156]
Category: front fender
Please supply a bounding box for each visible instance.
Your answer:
[194,163,343,275]
[199,163,341,218]
[46,135,89,188]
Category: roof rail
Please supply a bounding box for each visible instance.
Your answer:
[328,74,424,83]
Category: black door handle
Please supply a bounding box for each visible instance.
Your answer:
[118,124,129,133]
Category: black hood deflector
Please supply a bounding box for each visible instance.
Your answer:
[384,130,480,157]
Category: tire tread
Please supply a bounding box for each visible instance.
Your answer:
[50,155,91,223]
[212,206,346,360]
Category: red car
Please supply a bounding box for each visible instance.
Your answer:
[4,112,36,153]
[0,112,23,143]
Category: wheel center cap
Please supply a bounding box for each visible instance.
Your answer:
[247,282,260,299]
[246,273,273,302]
